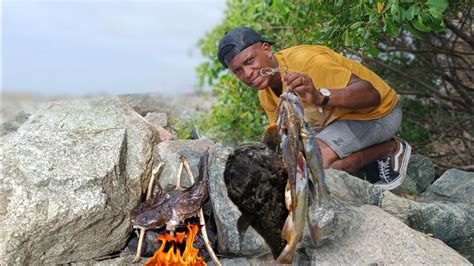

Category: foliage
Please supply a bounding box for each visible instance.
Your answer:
[168,116,194,140]
[196,0,472,172]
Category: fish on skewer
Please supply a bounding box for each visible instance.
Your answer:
[131,151,209,231]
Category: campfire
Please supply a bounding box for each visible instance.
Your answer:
[131,152,220,265]
[145,224,206,266]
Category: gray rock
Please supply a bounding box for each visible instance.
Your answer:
[154,139,214,191]
[144,112,168,128]
[323,169,473,262]
[391,154,435,196]
[213,206,470,265]
[0,97,159,264]
[420,169,474,204]
[1,110,31,136]
[298,205,470,265]
[117,94,167,116]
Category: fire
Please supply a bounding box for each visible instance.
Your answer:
[145,224,206,266]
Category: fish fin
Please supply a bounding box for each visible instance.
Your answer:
[276,244,296,264]
[281,213,293,242]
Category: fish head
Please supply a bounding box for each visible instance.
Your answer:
[130,199,167,229]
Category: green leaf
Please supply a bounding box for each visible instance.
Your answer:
[383,15,399,37]
[406,5,420,20]
[368,45,380,57]
[343,29,350,46]
[411,15,431,32]
[390,3,399,17]
[350,21,364,29]
[426,0,448,13]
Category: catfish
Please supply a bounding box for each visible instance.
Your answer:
[131,151,209,231]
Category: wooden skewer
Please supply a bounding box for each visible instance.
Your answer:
[133,162,165,263]
[181,156,222,266]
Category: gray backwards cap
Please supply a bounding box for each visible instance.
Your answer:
[218,27,273,69]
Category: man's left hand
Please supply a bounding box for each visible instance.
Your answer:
[283,71,321,106]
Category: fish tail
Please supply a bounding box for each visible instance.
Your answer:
[198,149,209,180]
[276,244,297,264]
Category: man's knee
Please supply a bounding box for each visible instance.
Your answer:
[317,139,339,168]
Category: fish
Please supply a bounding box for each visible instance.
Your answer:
[131,151,209,230]
[275,92,331,262]
[223,142,289,259]
[274,92,310,264]
[277,152,309,264]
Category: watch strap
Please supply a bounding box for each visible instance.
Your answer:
[321,95,329,107]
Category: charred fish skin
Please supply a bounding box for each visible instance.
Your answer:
[130,151,210,230]
[224,143,288,259]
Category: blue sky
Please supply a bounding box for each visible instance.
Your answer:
[2,0,226,97]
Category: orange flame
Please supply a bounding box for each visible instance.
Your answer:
[145,224,206,266]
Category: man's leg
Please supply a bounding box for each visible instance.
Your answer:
[316,105,402,174]
[319,139,397,174]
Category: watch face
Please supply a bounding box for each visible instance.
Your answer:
[320,88,331,96]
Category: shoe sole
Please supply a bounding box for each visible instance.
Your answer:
[375,142,412,190]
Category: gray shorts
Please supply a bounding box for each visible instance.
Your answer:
[316,104,402,158]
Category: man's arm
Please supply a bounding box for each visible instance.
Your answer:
[284,72,381,109]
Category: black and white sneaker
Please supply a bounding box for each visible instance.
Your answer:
[374,138,412,190]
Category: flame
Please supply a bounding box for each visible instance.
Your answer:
[145,224,206,266]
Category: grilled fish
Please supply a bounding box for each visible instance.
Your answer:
[131,151,209,230]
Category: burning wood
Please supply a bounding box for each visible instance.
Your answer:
[145,224,206,266]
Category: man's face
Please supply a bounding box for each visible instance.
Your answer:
[227,42,273,90]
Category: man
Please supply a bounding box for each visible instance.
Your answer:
[217,26,411,190]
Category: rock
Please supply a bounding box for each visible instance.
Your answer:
[321,169,473,263]
[144,112,168,128]
[391,154,435,196]
[117,94,166,116]
[297,205,470,265]
[0,97,159,264]
[155,126,176,142]
[143,113,175,141]
[207,143,270,256]
[154,139,213,191]
[419,169,474,204]
[1,110,31,136]
[223,143,288,258]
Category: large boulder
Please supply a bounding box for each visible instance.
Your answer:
[322,169,473,263]
[419,169,473,204]
[0,97,159,264]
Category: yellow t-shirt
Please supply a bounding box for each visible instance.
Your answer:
[258,45,398,128]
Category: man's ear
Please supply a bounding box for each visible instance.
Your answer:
[261,42,272,57]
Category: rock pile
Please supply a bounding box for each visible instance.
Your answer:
[1,94,472,265]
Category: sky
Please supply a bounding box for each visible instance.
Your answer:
[2,0,227,97]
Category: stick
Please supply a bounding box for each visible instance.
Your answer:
[181,156,222,266]
[133,162,165,263]
[176,161,183,189]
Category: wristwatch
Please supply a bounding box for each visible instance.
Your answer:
[319,88,331,106]
[317,88,331,113]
